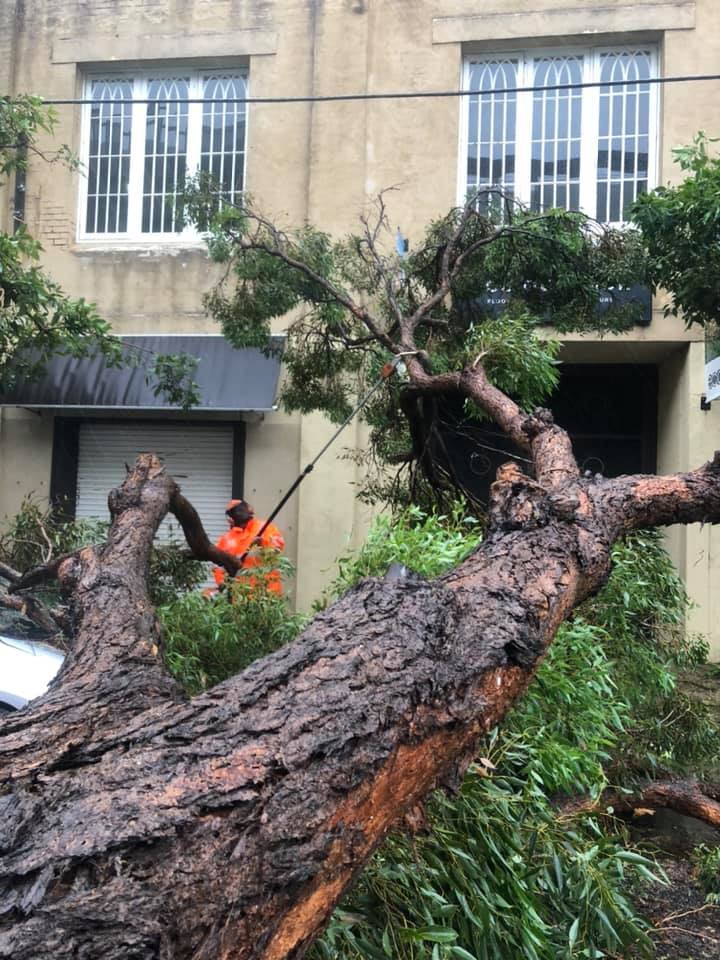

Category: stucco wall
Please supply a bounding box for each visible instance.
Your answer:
[1,0,718,643]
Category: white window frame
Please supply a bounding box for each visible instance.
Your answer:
[77,66,249,244]
[458,45,659,226]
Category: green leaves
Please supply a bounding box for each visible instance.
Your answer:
[150,353,200,409]
[317,504,479,605]
[0,97,199,408]
[0,226,121,394]
[185,186,658,509]
[692,843,720,902]
[159,559,305,695]
[309,525,711,960]
[458,307,560,414]
[0,95,56,179]
[632,132,720,328]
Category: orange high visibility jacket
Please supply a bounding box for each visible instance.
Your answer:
[212,518,285,595]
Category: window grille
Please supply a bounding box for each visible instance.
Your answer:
[80,68,248,241]
[462,47,657,224]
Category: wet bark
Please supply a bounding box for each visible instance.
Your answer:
[562,780,720,829]
[1,421,720,958]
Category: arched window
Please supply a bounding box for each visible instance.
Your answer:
[463,47,657,224]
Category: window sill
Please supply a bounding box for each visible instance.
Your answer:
[70,240,209,257]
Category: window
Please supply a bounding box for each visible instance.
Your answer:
[79,68,248,241]
[462,48,657,223]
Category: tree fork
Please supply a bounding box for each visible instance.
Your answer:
[1,447,719,959]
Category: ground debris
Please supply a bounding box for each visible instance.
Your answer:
[633,857,720,960]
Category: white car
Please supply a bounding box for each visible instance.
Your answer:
[0,634,65,712]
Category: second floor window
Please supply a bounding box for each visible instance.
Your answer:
[80,68,247,241]
[462,48,657,224]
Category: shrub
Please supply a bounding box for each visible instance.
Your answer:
[317,504,480,606]
[159,556,306,694]
[692,844,720,903]
[0,496,205,612]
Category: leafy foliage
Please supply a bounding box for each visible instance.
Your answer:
[692,844,720,904]
[583,531,717,777]
[149,353,201,409]
[0,96,200,406]
[318,504,479,604]
[0,94,78,179]
[305,514,715,960]
[0,495,106,574]
[0,97,123,393]
[457,307,561,419]
[159,557,305,694]
[0,496,205,611]
[632,132,720,328]
[184,184,651,507]
[146,541,206,609]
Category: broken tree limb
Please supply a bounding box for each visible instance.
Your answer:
[0,443,719,959]
[0,591,64,636]
[169,488,242,576]
[0,561,20,584]
[5,552,71,594]
[0,457,246,785]
[0,558,68,635]
[402,360,579,491]
[560,779,720,829]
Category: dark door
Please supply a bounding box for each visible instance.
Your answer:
[435,364,658,508]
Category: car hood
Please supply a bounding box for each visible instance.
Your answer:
[0,635,65,709]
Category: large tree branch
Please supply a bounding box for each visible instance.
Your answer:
[0,560,20,583]
[0,457,257,783]
[227,208,399,353]
[169,489,241,575]
[561,779,720,829]
[602,452,720,536]
[0,591,65,636]
[402,360,579,490]
[1,451,719,958]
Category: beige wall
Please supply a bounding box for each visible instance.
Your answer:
[1,0,719,645]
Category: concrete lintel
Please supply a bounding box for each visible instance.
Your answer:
[432,2,696,45]
[52,29,277,64]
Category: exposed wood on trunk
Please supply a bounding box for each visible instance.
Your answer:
[1,411,719,958]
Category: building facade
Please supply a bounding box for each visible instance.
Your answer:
[1,0,719,650]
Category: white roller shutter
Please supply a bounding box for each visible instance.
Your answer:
[76,422,235,553]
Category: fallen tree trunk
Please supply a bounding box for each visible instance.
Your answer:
[1,417,719,957]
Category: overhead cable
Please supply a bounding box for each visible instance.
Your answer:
[32,72,720,107]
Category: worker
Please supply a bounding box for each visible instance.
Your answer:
[211,499,285,597]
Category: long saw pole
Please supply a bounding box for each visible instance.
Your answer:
[237,357,402,565]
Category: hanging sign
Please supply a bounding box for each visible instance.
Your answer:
[706,357,720,403]
[706,325,720,403]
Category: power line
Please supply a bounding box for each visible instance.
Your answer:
[33,72,720,107]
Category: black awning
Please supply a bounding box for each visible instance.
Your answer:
[0,336,284,412]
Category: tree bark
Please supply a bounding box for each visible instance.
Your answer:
[1,432,720,958]
[562,779,720,829]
